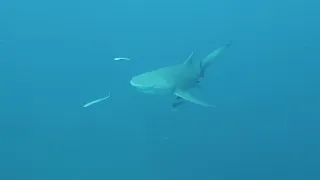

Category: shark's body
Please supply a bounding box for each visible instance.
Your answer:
[130,42,231,107]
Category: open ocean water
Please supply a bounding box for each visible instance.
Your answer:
[1,0,319,179]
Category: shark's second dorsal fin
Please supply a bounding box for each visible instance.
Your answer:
[183,51,194,65]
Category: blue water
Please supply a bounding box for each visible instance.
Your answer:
[1,0,320,179]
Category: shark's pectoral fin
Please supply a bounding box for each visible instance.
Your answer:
[174,90,215,107]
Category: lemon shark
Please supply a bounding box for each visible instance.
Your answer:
[130,42,232,107]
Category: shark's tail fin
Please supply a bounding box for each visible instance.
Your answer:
[200,41,233,77]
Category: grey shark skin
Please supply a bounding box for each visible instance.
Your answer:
[130,42,232,107]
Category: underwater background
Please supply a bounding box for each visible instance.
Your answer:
[1,0,320,179]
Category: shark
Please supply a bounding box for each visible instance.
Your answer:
[130,42,232,107]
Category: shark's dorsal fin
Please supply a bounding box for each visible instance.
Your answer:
[174,89,215,107]
[183,51,194,65]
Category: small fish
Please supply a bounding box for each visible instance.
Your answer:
[83,92,111,108]
[113,57,131,61]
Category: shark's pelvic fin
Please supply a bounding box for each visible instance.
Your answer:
[183,51,194,65]
[174,89,215,107]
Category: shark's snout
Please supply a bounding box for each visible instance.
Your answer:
[130,75,150,89]
[129,78,137,87]
[130,73,172,95]
[130,75,145,88]
[130,75,156,94]
[130,73,154,87]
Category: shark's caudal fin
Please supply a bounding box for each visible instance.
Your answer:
[174,89,215,107]
[200,41,232,77]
